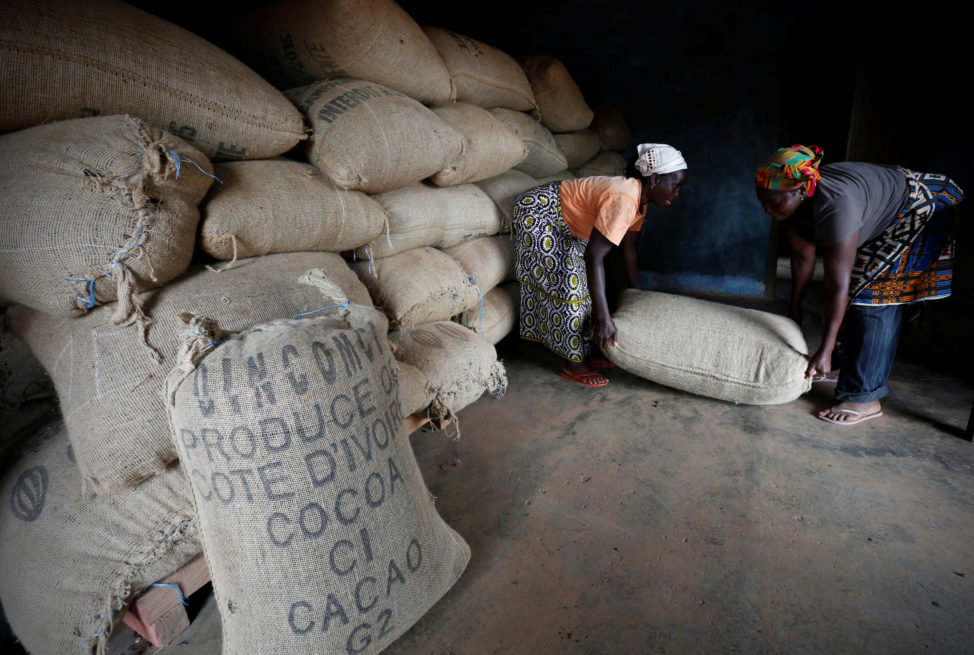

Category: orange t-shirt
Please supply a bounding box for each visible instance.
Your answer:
[558,176,646,245]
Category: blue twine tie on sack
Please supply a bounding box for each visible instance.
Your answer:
[166,150,223,184]
[468,276,486,338]
[149,582,190,607]
[293,301,351,318]
[183,328,221,351]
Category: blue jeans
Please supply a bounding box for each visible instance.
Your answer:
[835,304,904,403]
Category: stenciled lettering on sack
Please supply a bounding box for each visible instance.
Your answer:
[315,86,406,125]
[9,466,49,522]
[286,536,424,653]
[304,40,347,77]
[168,122,198,142]
[280,34,306,76]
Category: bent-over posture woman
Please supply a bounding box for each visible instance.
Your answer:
[513,143,688,387]
[756,145,963,425]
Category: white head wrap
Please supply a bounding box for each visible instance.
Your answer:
[634,143,687,176]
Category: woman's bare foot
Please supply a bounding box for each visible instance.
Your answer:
[816,400,882,426]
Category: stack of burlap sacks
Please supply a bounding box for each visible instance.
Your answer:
[0,0,641,651]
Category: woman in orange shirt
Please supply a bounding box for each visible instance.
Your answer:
[512,143,688,386]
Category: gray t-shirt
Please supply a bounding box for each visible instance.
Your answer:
[811,162,910,246]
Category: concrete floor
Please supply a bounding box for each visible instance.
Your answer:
[108,282,974,655]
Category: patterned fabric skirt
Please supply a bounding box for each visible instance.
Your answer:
[512,182,592,362]
[851,168,964,305]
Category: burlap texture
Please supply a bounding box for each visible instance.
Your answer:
[488,108,568,178]
[396,360,433,419]
[445,236,516,293]
[0,0,304,160]
[0,417,200,655]
[573,150,628,178]
[0,115,214,318]
[474,169,540,233]
[353,247,480,330]
[390,321,507,423]
[458,283,518,346]
[165,306,469,654]
[554,129,604,169]
[534,170,577,185]
[604,290,813,405]
[423,27,536,111]
[521,55,595,133]
[200,159,387,260]
[288,79,464,194]
[355,183,502,259]
[234,0,453,105]
[430,103,528,187]
[590,103,633,151]
[7,253,372,493]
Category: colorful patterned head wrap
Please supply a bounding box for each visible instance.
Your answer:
[635,143,687,176]
[755,144,824,196]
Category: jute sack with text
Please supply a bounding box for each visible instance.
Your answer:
[430,103,528,187]
[521,56,594,133]
[474,169,540,233]
[445,236,515,293]
[165,306,470,655]
[234,0,453,105]
[488,108,568,178]
[7,253,371,493]
[0,418,200,655]
[590,103,632,151]
[354,183,502,259]
[200,159,387,260]
[0,115,214,319]
[573,150,627,178]
[555,129,603,169]
[288,79,464,194]
[604,290,812,405]
[0,0,304,160]
[390,321,507,422]
[458,283,518,346]
[353,247,480,330]
[423,27,537,111]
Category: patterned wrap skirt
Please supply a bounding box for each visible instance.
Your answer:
[850,168,963,305]
[512,182,592,362]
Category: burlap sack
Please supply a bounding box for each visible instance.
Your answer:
[7,252,372,493]
[164,306,470,655]
[0,0,304,161]
[353,247,480,330]
[0,115,214,320]
[555,129,604,169]
[355,183,502,259]
[521,55,595,133]
[488,108,568,178]
[604,290,812,405]
[390,321,507,422]
[573,150,628,178]
[234,0,453,105]
[458,283,518,346]
[423,27,536,111]
[590,103,632,151]
[474,169,540,233]
[200,159,387,260]
[534,170,578,184]
[445,236,515,293]
[0,418,200,655]
[288,79,464,194]
[397,360,433,419]
[430,103,528,187]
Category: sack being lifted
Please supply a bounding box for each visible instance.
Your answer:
[604,290,812,405]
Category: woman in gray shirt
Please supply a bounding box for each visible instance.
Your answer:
[756,145,962,425]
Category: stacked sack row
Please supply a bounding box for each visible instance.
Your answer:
[0,0,634,652]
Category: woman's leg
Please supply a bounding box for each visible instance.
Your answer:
[819,304,902,424]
